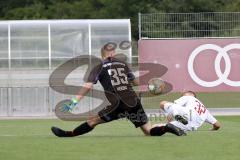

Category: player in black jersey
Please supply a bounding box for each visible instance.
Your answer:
[51,43,186,137]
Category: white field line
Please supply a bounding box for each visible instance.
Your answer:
[0,108,239,120]
[146,108,240,116]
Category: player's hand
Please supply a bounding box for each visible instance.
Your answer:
[60,98,79,112]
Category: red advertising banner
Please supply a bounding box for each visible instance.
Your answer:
[138,39,240,92]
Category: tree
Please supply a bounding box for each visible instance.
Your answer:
[0,0,239,39]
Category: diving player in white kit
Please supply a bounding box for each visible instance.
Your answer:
[160,91,221,132]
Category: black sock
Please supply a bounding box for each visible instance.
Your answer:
[71,122,94,136]
[164,124,176,134]
[150,126,166,136]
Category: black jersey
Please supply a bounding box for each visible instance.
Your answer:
[87,57,138,107]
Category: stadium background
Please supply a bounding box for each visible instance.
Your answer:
[1,2,240,117]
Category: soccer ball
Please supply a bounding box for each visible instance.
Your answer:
[148,78,165,95]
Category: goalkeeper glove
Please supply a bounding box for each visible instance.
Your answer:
[60,98,79,112]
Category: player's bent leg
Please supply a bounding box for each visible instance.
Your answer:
[160,101,177,115]
[149,123,186,136]
[150,126,167,136]
[70,115,105,136]
[72,115,106,136]
[165,123,186,136]
[87,115,106,128]
[51,126,71,137]
[51,115,106,137]
[174,115,188,125]
[160,102,189,125]
[140,122,152,136]
[126,99,150,135]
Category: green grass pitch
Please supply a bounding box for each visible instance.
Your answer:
[0,116,239,160]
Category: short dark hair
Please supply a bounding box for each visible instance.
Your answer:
[182,90,197,98]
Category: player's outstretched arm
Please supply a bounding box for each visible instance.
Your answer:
[75,82,93,101]
[60,82,94,112]
[211,121,221,131]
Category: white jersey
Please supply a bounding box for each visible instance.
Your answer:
[164,96,217,131]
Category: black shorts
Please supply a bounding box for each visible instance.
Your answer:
[98,99,148,128]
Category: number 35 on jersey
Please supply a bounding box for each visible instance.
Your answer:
[108,68,128,91]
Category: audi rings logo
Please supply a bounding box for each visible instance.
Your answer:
[188,44,240,87]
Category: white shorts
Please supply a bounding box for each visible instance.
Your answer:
[163,102,189,118]
[163,102,195,131]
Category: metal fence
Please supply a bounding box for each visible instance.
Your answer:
[0,86,103,117]
[0,19,131,117]
[139,12,240,39]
